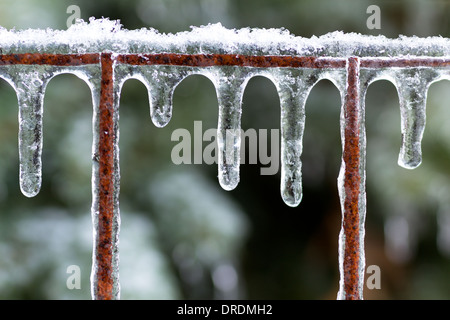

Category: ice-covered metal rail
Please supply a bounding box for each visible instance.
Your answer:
[1,18,450,300]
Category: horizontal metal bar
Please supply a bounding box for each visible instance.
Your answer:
[360,57,450,68]
[0,53,99,65]
[116,53,346,68]
[2,53,450,70]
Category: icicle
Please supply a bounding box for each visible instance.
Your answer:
[211,67,249,191]
[393,68,438,169]
[0,65,55,197]
[113,64,190,128]
[272,69,317,207]
[17,74,47,198]
[146,66,190,128]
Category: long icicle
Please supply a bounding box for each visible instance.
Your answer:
[0,66,54,198]
[214,67,248,191]
[275,69,315,207]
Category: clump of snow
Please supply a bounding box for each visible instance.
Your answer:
[1,17,450,57]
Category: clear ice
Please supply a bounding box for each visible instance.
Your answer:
[0,66,53,197]
[212,67,249,191]
[393,68,439,169]
[273,69,317,207]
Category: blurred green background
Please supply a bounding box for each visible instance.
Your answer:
[0,0,450,299]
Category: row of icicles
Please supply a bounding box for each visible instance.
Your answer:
[0,61,448,207]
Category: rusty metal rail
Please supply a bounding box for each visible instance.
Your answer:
[1,45,450,299]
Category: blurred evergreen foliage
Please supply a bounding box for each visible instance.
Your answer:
[0,0,449,299]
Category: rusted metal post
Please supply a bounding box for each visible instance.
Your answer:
[339,56,363,300]
[91,52,119,300]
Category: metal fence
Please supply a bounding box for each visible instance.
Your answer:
[1,19,449,299]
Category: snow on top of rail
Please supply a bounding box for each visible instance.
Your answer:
[0,17,449,57]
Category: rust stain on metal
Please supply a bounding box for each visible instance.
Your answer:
[0,53,99,65]
[342,57,361,300]
[3,52,450,70]
[117,53,346,68]
[94,52,116,300]
[360,57,450,68]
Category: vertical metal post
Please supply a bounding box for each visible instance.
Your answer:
[340,56,363,300]
[92,52,119,300]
